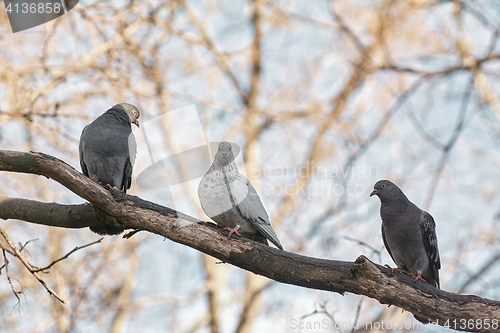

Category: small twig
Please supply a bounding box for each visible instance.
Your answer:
[0,227,65,304]
[457,253,500,294]
[318,302,337,326]
[342,236,381,262]
[18,238,38,253]
[351,298,364,333]
[0,242,15,273]
[33,237,104,273]
[2,249,22,303]
[300,301,339,332]
[424,76,474,210]
[0,241,15,256]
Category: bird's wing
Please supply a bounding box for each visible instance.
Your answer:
[79,125,89,176]
[232,176,283,250]
[381,223,396,265]
[122,157,133,192]
[122,132,136,191]
[128,132,137,167]
[421,211,441,286]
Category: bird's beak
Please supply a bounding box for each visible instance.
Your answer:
[221,152,227,156]
[134,120,140,128]
[370,189,378,197]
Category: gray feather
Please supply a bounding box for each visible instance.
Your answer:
[198,141,283,250]
[371,180,441,323]
[79,103,140,235]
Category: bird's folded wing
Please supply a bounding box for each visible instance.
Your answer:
[251,217,283,250]
[123,133,137,190]
[128,132,137,168]
[229,174,250,208]
[381,224,396,265]
[234,178,283,249]
[79,125,89,176]
[421,211,441,270]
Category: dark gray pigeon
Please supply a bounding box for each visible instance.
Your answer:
[370,180,440,323]
[198,141,283,250]
[79,103,140,235]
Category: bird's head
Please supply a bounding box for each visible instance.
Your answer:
[117,103,141,128]
[370,180,405,202]
[216,141,235,163]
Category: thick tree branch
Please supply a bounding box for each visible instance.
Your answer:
[0,198,100,229]
[0,150,499,331]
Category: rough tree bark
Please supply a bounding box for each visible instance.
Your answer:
[0,150,499,332]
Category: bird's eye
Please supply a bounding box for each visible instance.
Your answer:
[382,184,385,188]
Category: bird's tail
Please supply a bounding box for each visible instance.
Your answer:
[414,315,430,324]
[253,234,269,246]
[90,225,125,235]
[253,219,283,250]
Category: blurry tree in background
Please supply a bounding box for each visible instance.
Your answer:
[1,0,500,332]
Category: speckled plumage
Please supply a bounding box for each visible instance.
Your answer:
[198,142,283,250]
[79,103,140,235]
[371,180,441,323]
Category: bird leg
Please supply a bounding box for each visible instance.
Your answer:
[384,264,400,272]
[226,225,241,238]
[104,184,123,193]
[412,271,427,283]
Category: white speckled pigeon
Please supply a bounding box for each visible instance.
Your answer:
[198,142,283,250]
[79,103,140,235]
[370,179,440,323]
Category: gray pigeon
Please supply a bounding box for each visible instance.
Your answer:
[79,103,140,235]
[198,142,283,250]
[370,180,440,323]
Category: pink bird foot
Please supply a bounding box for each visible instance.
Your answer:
[105,184,123,192]
[384,264,400,272]
[225,226,241,238]
[413,272,427,283]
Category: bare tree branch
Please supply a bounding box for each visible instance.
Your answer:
[0,150,499,330]
[1,249,22,304]
[0,198,101,229]
[457,253,500,294]
[32,237,104,273]
[425,76,474,209]
[0,227,65,304]
[179,0,249,104]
